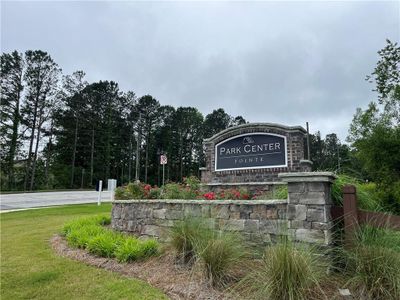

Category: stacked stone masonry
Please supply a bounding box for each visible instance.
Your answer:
[112,199,288,248]
[112,170,336,247]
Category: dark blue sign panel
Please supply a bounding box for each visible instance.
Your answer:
[215,133,287,171]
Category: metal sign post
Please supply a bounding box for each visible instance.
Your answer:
[160,154,167,186]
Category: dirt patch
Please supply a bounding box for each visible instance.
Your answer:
[51,235,229,300]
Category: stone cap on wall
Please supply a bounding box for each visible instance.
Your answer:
[113,199,287,205]
[278,172,337,183]
[204,122,307,143]
[205,181,286,186]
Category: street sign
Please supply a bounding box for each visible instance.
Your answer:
[160,154,167,165]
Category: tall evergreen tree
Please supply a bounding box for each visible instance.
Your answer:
[134,95,161,183]
[0,51,24,190]
[21,50,61,190]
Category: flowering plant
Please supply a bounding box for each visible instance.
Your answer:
[203,192,216,200]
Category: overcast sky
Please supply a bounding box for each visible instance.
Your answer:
[2,1,399,140]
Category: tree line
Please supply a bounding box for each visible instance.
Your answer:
[1,39,399,213]
[0,50,247,190]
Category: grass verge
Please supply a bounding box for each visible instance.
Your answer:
[0,204,168,300]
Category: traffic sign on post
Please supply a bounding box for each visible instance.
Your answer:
[160,155,167,165]
[160,155,167,186]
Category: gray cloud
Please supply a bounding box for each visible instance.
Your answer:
[2,1,399,140]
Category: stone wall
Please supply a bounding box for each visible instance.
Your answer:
[112,199,288,248]
[279,172,336,245]
[112,172,336,247]
[201,123,312,191]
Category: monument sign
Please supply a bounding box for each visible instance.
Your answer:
[215,133,287,171]
[201,123,311,192]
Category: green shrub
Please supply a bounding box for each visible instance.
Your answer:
[273,185,288,199]
[193,229,247,287]
[115,187,130,200]
[148,187,161,199]
[115,237,159,262]
[235,238,326,300]
[184,176,201,191]
[66,225,105,248]
[126,182,144,199]
[343,225,400,299]
[87,232,122,257]
[62,215,110,236]
[163,183,184,199]
[62,215,159,262]
[140,239,159,257]
[331,175,384,211]
[115,237,142,262]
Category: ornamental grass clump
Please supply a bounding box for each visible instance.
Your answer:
[194,230,247,287]
[61,215,110,236]
[169,218,247,286]
[62,215,159,262]
[234,237,326,300]
[66,224,106,249]
[87,231,123,258]
[170,218,204,264]
[115,237,159,262]
[343,225,400,300]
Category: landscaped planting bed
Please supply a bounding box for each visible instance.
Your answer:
[55,213,400,300]
[114,176,288,201]
[61,215,159,262]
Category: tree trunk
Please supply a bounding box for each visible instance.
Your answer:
[29,113,44,190]
[179,136,183,181]
[45,120,54,189]
[90,128,94,186]
[24,99,39,191]
[128,128,133,182]
[145,135,149,183]
[7,86,22,190]
[70,118,78,188]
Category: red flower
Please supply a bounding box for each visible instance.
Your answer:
[144,184,151,191]
[203,192,215,200]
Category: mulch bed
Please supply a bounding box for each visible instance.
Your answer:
[50,235,230,300]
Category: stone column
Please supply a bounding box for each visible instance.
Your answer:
[278,172,336,245]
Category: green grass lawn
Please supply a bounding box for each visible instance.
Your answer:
[0,204,168,300]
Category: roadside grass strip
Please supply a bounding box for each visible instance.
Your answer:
[61,215,159,262]
[0,204,168,300]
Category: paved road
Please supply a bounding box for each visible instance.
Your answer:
[0,190,112,211]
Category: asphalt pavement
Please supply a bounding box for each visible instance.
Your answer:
[0,190,112,212]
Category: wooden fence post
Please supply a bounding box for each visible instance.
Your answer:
[343,185,358,247]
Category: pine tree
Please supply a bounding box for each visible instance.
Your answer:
[21,50,61,190]
[0,51,24,190]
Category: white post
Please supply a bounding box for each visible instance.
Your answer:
[108,179,117,202]
[97,180,102,206]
